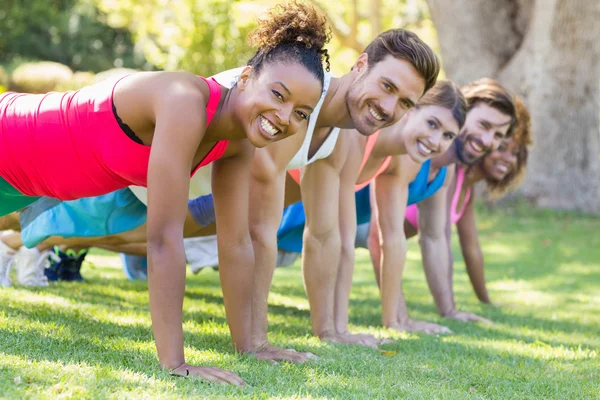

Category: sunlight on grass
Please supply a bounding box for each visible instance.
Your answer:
[443,335,597,361]
[489,279,559,307]
[0,206,598,398]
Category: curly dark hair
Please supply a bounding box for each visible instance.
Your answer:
[247,1,331,86]
[485,95,533,199]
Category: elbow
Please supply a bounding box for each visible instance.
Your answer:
[380,237,408,255]
[249,223,277,251]
[380,227,407,252]
[418,231,445,248]
[304,226,341,253]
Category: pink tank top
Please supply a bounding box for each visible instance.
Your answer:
[405,165,471,228]
[288,130,391,191]
[0,75,226,200]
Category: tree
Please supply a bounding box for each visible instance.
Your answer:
[308,0,437,75]
[94,0,257,76]
[426,0,600,213]
[0,0,147,72]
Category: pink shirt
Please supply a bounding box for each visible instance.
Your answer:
[0,76,226,200]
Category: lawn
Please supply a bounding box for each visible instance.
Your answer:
[1,203,599,399]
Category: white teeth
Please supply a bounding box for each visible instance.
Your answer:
[496,164,509,173]
[471,140,484,152]
[260,116,279,136]
[369,106,384,121]
[417,141,432,155]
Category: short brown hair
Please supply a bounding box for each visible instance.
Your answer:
[363,29,440,94]
[485,95,533,199]
[417,80,467,129]
[462,78,517,136]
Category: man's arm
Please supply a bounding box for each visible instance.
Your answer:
[248,136,315,362]
[332,138,362,336]
[456,195,492,304]
[301,135,346,340]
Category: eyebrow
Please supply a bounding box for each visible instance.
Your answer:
[382,76,418,108]
[433,116,457,135]
[275,81,291,96]
[275,81,314,112]
[480,117,512,128]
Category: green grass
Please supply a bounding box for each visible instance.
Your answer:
[1,203,599,399]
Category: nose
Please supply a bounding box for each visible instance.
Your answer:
[481,129,495,150]
[503,151,517,165]
[276,104,292,127]
[428,131,442,151]
[380,96,396,117]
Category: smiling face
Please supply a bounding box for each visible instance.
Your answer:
[481,137,519,181]
[455,103,512,165]
[236,63,322,148]
[345,54,425,136]
[401,105,460,163]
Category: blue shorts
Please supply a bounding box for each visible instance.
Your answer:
[20,188,148,248]
[277,186,372,253]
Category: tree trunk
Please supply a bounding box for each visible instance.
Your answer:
[426,0,600,213]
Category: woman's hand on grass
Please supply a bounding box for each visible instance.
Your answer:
[170,363,245,386]
[388,319,452,334]
[443,310,492,324]
[252,342,318,363]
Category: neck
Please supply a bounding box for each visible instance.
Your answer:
[204,86,246,141]
[315,72,357,130]
[432,140,461,169]
[465,163,486,186]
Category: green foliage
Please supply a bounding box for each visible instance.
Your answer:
[55,71,96,91]
[0,0,150,72]
[0,206,598,398]
[0,65,8,88]
[10,61,73,93]
[95,0,258,75]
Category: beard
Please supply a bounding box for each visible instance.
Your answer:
[344,75,382,137]
[455,131,491,165]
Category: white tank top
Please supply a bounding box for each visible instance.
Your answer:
[130,68,341,205]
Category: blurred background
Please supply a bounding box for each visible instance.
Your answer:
[1,0,598,214]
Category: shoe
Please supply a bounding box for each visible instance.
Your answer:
[62,249,87,281]
[44,247,86,282]
[184,236,219,274]
[15,247,49,287]
[120,253,147,280]
[0,240,16,287]
[43,248,63,281]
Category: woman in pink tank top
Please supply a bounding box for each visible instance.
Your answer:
[0,2,331,385]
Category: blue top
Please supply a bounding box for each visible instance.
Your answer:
[277,160,447,252]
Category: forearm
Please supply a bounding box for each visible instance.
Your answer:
[98,243,148,257]
[380,240,409,327]
[419,235,456,316]
[333,245,355,334]
[147,239,187,369]
[249,226,279,348]
[463,248,490,303]
[218,240,255,352]
[303,231,341,338]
